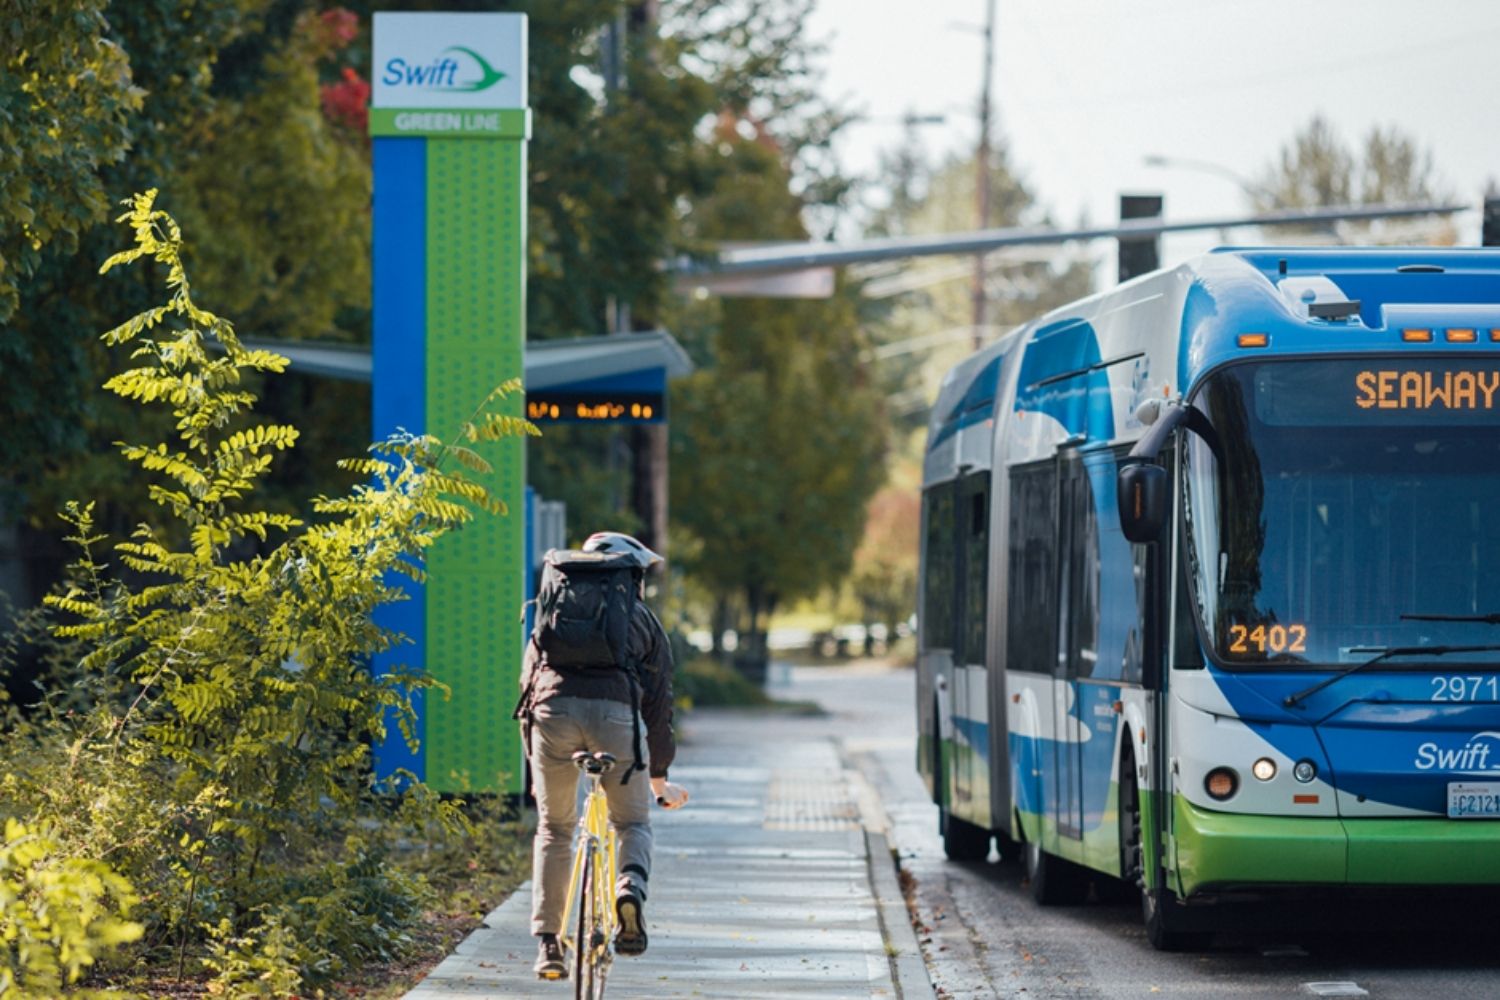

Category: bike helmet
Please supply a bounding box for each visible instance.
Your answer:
[581,531,663,570]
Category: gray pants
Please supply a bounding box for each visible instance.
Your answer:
[529,696,652,936]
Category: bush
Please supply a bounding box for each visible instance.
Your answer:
[3,191,537,994]
[673,656,774,710]
[0,819,140,1000]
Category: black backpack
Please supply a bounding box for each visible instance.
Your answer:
[531,549,639,672]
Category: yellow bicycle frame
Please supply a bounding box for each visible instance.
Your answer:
[560,771,619,972]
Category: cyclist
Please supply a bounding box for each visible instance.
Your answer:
[519,531,689,980]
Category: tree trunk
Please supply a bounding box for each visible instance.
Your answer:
[735,585,768,685]
[711,595,729,661]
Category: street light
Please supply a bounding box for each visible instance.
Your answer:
[1143,153,1276,208]
[847,112,948,128]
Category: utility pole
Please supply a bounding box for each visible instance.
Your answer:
[971,0,997,351]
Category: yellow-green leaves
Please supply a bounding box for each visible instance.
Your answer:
[0,819,142,998]
[35,193,533,989]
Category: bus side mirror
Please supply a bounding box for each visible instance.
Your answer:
[1118,463,1168,543]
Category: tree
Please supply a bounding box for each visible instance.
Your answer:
[847,482,921,647]
[3,3,375,590]
[860,138,1096,438]
[669,128,886,674]
[0,1,141,324]
[1254,115,1450,229]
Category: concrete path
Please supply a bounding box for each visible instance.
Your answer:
[405,688,931,999]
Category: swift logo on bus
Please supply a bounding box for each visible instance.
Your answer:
[1413,732,1500,772]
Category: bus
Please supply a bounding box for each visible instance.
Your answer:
[915,247,1500,949]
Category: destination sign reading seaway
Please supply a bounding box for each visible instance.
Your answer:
[1255,359,1500,426]
[1355,369,1500,411]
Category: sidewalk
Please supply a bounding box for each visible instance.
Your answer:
[404,700,926,999]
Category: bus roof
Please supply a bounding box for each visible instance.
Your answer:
[924,246,1500,471]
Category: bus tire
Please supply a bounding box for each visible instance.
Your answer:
[941,809,991,862]
[1120,743,1210,950]
[933,713,991,861]
[1024,838,1088,905]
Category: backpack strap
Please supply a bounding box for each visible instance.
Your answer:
[619,659,647,785]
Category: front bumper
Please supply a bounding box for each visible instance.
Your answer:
[1173,796,1500,896]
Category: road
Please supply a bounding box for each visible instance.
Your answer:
[769,661,1500,1000]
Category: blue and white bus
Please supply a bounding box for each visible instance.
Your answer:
[916,247,1500,948]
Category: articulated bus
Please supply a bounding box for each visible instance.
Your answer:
[916,248,1500,948]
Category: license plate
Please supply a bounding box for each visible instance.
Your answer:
[1447,782,1500,818]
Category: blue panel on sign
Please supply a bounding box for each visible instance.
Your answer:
[372,136,427,786]
[551,367,667,395]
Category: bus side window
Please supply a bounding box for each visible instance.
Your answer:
[1006,464,1057,674]
[1173,545,1205,668]
[962,474,989,666]
[1173,492,1205,670]
[921,482,957,651]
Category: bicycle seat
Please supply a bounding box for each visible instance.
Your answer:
[571,750,617,775]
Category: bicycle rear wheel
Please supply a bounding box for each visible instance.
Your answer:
[573,842,594,999]
[587,837,613,999]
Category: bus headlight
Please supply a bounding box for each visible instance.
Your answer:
[1205,767,1239,800]
[1293,759,1318,783]
[1252,757,1277,782]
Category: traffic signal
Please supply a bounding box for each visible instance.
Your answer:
[1118,194,1163,283]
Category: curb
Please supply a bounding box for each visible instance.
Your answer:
[864,829,937,1000]
[402,890,528,998]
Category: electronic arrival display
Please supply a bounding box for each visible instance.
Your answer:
[525,391,665,424]
[1254,358,1500,426]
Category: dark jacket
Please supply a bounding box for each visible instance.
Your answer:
[519,602,676,778]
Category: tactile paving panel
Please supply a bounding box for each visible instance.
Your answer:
[764,769,861,831]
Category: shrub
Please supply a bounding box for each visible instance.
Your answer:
[14,190,537,991]
[0,819,140,1000]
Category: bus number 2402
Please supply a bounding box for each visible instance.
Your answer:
[1431,675,1500,702]
[1227,623,1307,655]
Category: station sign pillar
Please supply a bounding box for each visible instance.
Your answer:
[369,12,530,794]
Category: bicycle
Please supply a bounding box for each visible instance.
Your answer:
[558,750,619,999]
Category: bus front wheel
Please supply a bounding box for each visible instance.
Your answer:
[1120,746,1210,950]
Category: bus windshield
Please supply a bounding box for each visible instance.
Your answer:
[1183,358,1500,668]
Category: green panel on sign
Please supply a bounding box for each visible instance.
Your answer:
[425,137,527,794]
[370,108,530,138]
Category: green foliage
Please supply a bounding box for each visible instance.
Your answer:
[669,133,886,664]
[845,482,922,638]
[1255,114,1451,238]
[0,1,142,324]
[673,655,774,711]
[0,818,141,1000]
[200,913,303,999]
[8,193,535,990]
[173,8,371,345]
[3,0,370,536]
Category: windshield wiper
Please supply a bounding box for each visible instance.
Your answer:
[1400,611,1500,625]
[1283,644,1500,709]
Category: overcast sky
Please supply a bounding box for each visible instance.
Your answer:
[808,0,1500,264]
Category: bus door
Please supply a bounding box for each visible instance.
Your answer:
[955,470,991,820]
[1053,451,1088,840]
